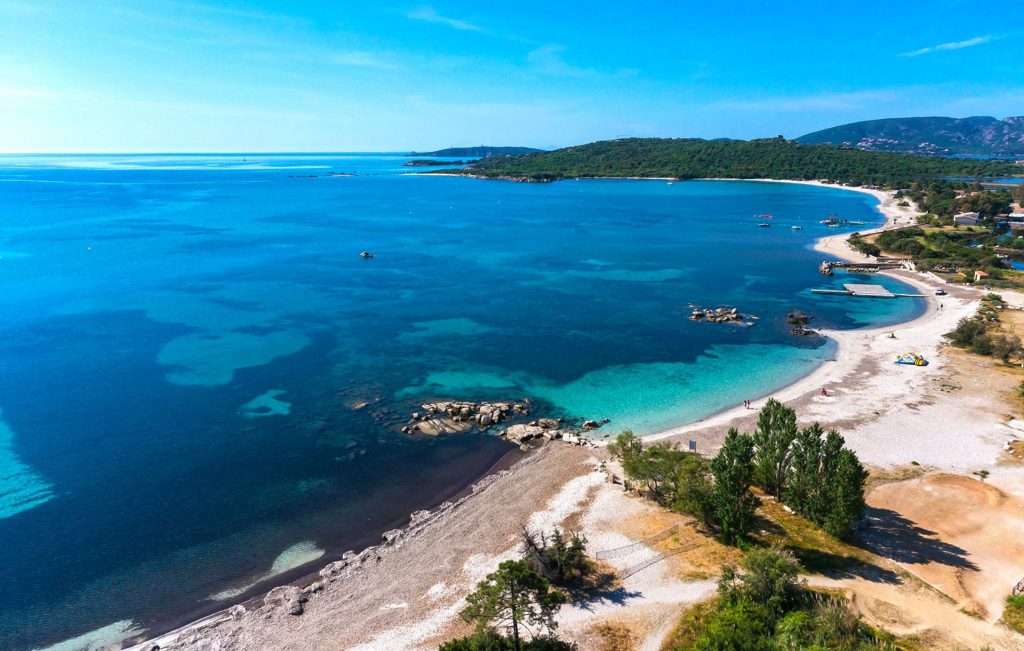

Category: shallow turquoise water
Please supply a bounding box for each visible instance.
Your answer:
[0,154,923,649]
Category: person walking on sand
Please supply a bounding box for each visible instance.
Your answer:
[821,387,828,397]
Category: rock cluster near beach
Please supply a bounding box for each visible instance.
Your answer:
[503,417,605,448]
[786,309,819,336]
[689,306,753,325]
[402,400,530,435]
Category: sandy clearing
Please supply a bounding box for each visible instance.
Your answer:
[864,473,1024,624]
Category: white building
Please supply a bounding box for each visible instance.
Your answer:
[954,211,980,226]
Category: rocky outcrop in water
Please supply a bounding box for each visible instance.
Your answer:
[689,306,751,324]
[786,309,819,336]
[402,400,529,436]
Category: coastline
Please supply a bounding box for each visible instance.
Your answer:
[117,439,531,650]
[640,178,939,447]
[127,178,998,650]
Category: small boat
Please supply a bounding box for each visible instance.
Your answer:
[791,225,803,230]
[756,214,774,219]
[758,223,772,228]
[666,181,674,185]
[360,251,375,259]
[848,220,865,225]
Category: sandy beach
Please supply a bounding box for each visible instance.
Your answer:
[129,182,1024,651]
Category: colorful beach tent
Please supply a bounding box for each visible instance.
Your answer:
[895,352,928,366]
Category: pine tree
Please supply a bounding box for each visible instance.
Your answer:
[710,428,760,545]
[752,398,798,498]
[461,560,565,651]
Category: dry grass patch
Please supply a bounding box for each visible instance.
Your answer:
[866,464,928,490]
[591,621,637,651]
[754,496,878,574]
[618,504,742,578]
[1003,440,1024,465]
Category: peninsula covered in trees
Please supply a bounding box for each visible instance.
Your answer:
[445,137,1021,187]
[408,145,544,158]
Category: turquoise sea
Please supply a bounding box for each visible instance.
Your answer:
[0,154,923,649]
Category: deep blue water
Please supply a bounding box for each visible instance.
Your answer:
[0,154,923,649]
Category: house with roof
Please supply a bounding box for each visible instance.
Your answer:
[954,211,980,226]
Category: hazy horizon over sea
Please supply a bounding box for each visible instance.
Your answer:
[0,153,923,650]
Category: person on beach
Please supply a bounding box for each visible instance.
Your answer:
[821,387,828,396]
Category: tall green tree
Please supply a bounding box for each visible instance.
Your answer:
[709,428,760,545]
[785,425,867,538]
[751,398,798,498]
[461,561,565,651]
[671,452,714,523]
[822,448,868,538]
[784,423,824,516]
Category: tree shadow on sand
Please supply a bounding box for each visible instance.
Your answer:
[570,577,644,612]
[788,547,901,584]
[856,506,978,572]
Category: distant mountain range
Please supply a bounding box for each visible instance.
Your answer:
[797,116,1024,156]
[407,146,543,158]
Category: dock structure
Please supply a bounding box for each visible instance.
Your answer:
[844,283,895,298]
[811,283,925,299]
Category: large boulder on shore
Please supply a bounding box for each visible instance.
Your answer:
[503,424,546,443]
[264,585,305,616]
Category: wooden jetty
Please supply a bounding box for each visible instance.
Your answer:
[811,283,924,299]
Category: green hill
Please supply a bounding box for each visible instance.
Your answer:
[453,137,1021,187]
[797,116,1024,156]
[407,146,543,158]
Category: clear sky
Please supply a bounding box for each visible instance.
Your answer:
[0,0,1020,152]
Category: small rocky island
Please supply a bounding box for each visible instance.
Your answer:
[786,309,819,336]
[689,306,754,325]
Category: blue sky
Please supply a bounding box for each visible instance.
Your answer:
[0,0,1020,152]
